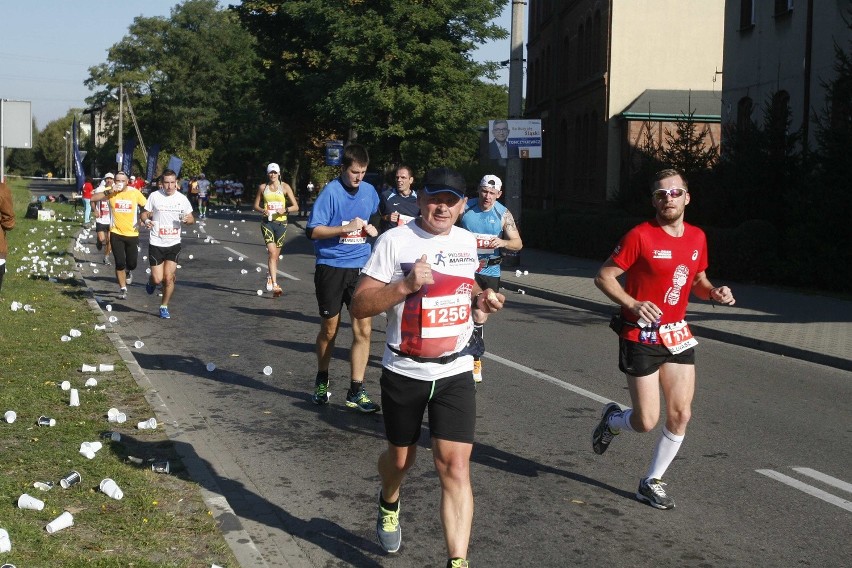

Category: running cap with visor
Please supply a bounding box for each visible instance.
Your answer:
[479,174,502,190]
[421,167,466,200]
[266,163,280,173]
[104,172,115,179]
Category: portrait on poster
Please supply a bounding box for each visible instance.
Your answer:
[488,119,542,160]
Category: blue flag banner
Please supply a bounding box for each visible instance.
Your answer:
[146,144,161,182]
[72,119,85,191]
[121,138,137,175]
[167,155,183,178]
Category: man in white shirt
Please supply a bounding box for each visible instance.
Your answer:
[140,169,195,319]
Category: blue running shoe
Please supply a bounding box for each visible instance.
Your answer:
[345,387,380,413]
[159,306,171,319]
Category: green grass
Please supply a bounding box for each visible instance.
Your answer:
[1,179,238,567]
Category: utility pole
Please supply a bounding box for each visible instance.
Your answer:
[504,0,526,266]
[116,83,123,173]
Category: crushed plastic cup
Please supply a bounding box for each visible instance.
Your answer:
[263,366,273,376]
[188,254,194,260]
[523,270,529,275]
[4,410,16,424]
[85,378,98,387]
[59,471,82,489]
[60,380,71,391]
[240,269,248,274]
[137,417,157,430]
[17,493,45,511]
[82,364,97,373]
[256,290,263,296]
[37,416,56,427]
[33,481,54,491]
[105,304,112,312]
[45,511,74,534]
[256,267,262,272]
[69,329,82,338]
[99,363,114,372]
[108,316,118,323]
[101,431,121,442]
[94,324,106,331]
[515,269,522,277]
[238,256,244,261]
[10,301,22,311]
[206,362,216,372]
[0,528,9,553]
[228,257,233,262]
[99,478,124,500]
[107,407,120,420]
[134,340,144,349]
[60,335,71,342]
[69,389,80,407]
[79,443,96,460]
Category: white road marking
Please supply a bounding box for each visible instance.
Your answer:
[792,467,852,494]
[484,352,621,406]
[756,469,852,513]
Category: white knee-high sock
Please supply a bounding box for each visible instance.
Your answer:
[608,408,635,432]
[645,427,684,481]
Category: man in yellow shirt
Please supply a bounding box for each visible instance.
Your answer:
[91,171,147,299]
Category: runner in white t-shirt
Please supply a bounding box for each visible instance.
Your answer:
[351,167,505,566]
[140,169,195,319]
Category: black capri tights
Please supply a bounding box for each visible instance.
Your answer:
[109,233,140,272]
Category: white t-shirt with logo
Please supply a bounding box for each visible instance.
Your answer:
[144,190,192,248]
[362,222,479,381]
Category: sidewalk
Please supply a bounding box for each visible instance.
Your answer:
[499,249,852,373]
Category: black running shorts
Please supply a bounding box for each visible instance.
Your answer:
[148,243,181,266]
[261,219,288,248]
[314,264,361,318]
[474,272,501,293]
[380,367,476,447]
[109,233,139,271]
[618,338,695,377]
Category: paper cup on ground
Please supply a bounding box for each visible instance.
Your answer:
[0,528,9,553]
[94,323,106,331]
[60,380,71,391]
[115,412,127,423]
[108,316,118,323]
[4,410,16,424]
[85,377,98,387]
[263,366,273,376]
[69,388,80,407]
[69,329,81,338]
[107,407,120,421]
[99,478,124,500]
[17,493,45,511]
[137,417,157,430]
[98,363,114,372]
[134,340,144,349]
[45,511,73,534]
[81,364,97,373]
[60,335,71,342]
[59,470,82,489]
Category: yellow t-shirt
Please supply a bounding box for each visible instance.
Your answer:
[108,189,148,237]
[262,184,288,222]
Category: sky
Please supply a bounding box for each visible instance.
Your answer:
[0,1,520,130]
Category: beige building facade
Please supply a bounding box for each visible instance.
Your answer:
[524,0,724,208]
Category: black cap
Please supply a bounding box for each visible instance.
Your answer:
[421,167,466,199]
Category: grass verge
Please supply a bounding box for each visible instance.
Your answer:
[0,179,238,567]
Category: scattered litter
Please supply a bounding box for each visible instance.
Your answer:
[60,335,71,342]
[17,493,45,511]
[33,481,54,491]
[105,304,113,312]
[256,290,263,296]
[151,460,170,474]
[240,269,248,275]
[188,254,194,260]
[81,364,97,373]
[99,478,124,500]
[69,329,81,338]
[99,363,114,372]
[263,366,273,376]
[37,416,56,427]
[94,324,106,331]
[60,381,71,391]
[524,270,529,275]
[108,316,118,323]
[59,471,81,489]
[137,417,157,430]
[85,378,98,387]
[134,340,144,349]
[100,431,121,442]
[4,410,16,423]
[255,267,262,272]
[206,363,216,372]
[69,389,80,407]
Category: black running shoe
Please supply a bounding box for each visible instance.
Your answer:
[636,478,675,509]
[592,402,621,455]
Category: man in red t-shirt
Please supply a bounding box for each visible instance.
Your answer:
[591,168,735,510]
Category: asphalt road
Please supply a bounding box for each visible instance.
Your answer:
[74,205,852,567]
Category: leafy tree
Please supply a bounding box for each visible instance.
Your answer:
[84,0,263,178]
[235,0,508,170]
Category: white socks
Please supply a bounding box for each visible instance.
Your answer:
[645,426,684,481]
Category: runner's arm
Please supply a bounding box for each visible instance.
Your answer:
[351,274,413,319]
[594,258,662,322]
[692,271,735,305]
[497,210,523,251]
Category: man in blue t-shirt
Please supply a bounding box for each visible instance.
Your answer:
[306,143,381,412]
[460,174,524,383]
